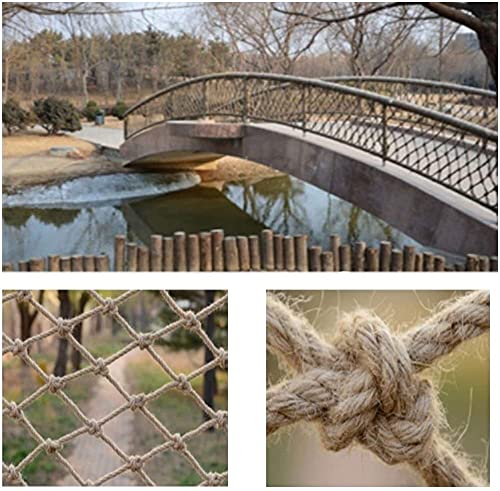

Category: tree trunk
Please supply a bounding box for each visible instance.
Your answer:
[54,290,72,376]
[71,292,90,371]
[203,290,217,425]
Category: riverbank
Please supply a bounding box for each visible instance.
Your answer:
[3,131,281,193]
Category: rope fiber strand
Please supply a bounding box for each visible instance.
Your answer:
[266,291,489,487]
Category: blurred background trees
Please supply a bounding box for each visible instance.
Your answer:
[2,2,496,107]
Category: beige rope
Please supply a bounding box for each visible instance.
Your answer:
[3,290,228,487]
[266,291,489,486]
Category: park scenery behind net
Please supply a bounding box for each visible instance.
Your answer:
[2,290,228,486]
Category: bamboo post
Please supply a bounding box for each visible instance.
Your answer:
[163,237,174,271]
[284,236,295,271]
[366,247,379,271]
[187,234,200,272]
[261,229,275,271]
[211,229,224,272]
[96,255,109,272]
[126,243,138,272]
[60,257,71,272]
[138,245,150,271]
[224,237,239,271]
[150,235,163,272]
[321,251,334,271]
[29,258,45,272]
[274,234,284,271]
[295,235,308,272]
[403,245,416,271]
[423,252,435,272]
[200,232,213,271]
[339,244,352,271]
[308,246,322,271]
[331,234,341,272]
[249,235,261,271]
[379,241,392,271]
[390,249,403,271]
[174,232,187,271]
[48,255,61,272]
[71,256,83,272]
[114,235,126,272]
[434,256,446,271]
[237,236,250,272]
[465,254,479,271]
[353,241,366,271]
[83,256,96,272]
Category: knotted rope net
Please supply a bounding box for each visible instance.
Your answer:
[2,290,228,486]
[266,291,489,486]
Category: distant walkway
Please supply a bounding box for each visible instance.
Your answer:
[69,125,124,150]
[56,355,137,486]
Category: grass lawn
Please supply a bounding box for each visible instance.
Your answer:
[126,349,228,485]
[2,354,96,485]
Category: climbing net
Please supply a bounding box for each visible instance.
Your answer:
[266,291,489,487]
[2,290,228,486]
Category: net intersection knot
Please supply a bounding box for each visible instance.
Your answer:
[266,291,489,487]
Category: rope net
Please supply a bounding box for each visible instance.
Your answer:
[2,290,228,486]
[266,290,489,486]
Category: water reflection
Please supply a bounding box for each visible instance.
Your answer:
[224,175,421,250]
[3,174,427,265]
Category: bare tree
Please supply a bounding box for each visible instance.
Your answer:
[205,2,326,73]
[17,290,44,341]
[272,2,498,83]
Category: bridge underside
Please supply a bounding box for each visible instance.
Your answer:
[120,121,497,257]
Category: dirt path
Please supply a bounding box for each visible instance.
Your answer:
[56,355,138,486]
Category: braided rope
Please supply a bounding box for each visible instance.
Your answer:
[2,290,228,486]
[266,291,489,486]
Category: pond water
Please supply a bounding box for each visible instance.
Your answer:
[3,170,446,266]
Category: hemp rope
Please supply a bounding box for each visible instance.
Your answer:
[266,291,489,486]
[2,290,228,487]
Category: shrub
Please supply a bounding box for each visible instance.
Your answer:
[82,100,101,122]
[111,100,128,120]
[33,97,82,135]
[2,99,30,135]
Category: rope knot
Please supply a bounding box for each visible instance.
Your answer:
[204,472,225,486]
[128,455,143,472]
[129,393,145,411]
[217,347,228,369]
[56,317,72,337]
[137,333,153,350]
[16,290,32,303]
[176,373,189,392]
[171,433,186,452]
[102,298,118,315]
[4,464,21,483]
[44,438,62,454]
[47,375,65,393]
[214,410,228,430]
[6,401,22,420]
[183,310,201,331]
[311,311,435,465]
[87,419,102,436]
[94,358,109,376]
[10,338,26,356]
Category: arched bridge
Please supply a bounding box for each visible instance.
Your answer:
[120,73,498,257]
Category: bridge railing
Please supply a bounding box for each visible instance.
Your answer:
[325,76,497,130]
[123,73,498,211]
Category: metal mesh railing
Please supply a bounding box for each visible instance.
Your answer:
[123,73,498,211]
[2,290,228,486]
[326,76,497,130]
